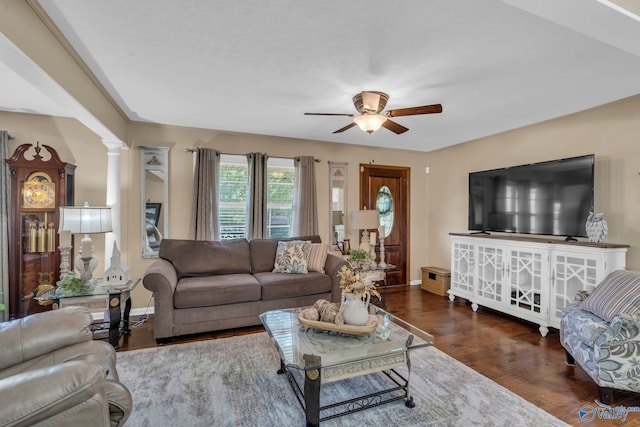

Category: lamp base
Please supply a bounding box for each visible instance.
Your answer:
[359,229,371,253]
[75,254,97,285]
[378,237,387,267]
[369,241,378,269]
[58,246,72,281]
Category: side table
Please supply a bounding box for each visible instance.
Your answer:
[35,278,140,349]
[362,264,396,308]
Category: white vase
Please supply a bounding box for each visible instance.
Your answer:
[342,292,370,326]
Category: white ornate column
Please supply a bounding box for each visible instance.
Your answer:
[102,139,126,269]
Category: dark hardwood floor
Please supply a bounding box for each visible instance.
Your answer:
[119,286,640,426]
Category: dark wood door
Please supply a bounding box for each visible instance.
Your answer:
[360,164,409,285]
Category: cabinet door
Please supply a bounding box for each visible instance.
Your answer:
[550,251,602,327]
[451,239,475,299]
[20,210,58,287]
[506,247,548,321]
[475,244,505,306]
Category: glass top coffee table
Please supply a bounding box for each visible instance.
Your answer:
[259,305,434,426]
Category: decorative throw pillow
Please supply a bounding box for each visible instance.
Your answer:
[307,243,329,273]
[272,240,311,274]
[581,269,640,322]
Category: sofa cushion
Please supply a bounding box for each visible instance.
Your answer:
[581,270,640,323]
[255,272,332,300]
[308,243,329,273]
[174,274,261,308]
[159,238,251,278]
[250,239,280,273]
[250,235,322,273]
[272,240,312,274]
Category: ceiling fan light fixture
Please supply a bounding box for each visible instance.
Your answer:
[353,114,387,134]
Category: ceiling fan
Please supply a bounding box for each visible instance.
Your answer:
[304,91,443,135]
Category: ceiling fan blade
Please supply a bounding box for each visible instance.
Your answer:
[304,112,355,117]
[387,104,443,117]
[381,119,409,134]
[333,122,357,134]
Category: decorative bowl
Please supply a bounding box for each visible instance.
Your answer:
[298,312,378,336]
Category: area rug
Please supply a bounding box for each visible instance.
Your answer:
[117,333,568,426]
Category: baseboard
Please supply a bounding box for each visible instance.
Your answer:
[131,307,155,319]
[90,306,155,322]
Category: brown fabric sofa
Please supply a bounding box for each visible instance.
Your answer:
[143,235,348,342]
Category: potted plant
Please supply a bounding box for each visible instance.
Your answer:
[348,248,370,270]
[55,271,95,296]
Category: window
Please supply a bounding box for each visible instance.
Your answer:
[218,155,294,239]
[267,158,294,239]
[219,155,247,239]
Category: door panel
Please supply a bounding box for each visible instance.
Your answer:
[360,165,409,285]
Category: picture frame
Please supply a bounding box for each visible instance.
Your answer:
[146,202,161,226]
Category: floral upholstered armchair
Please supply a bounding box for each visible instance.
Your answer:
[560,269,640,404]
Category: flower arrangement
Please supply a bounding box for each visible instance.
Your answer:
[337,265,381,300]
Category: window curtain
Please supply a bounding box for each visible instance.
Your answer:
[292,156,318,236]
[0,131,10,321]
[191,148,220,240]
[246,152,268,239]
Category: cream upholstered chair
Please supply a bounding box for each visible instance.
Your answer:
[560,269,640,404]
[0,306,132,427]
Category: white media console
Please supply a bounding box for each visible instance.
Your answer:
[449,233,628,336]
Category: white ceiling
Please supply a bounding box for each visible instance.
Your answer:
[3,0,640,152]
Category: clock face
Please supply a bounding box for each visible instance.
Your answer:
[22,172,56,209]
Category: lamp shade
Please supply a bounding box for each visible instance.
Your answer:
[351,209,380,230]
[59,203,113,234]
[353,114,387,133]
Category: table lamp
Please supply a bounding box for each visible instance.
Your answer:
[351,208,380,258]
[58,202,112,285]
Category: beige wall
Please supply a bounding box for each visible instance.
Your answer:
[2,113,430,310]
[0,112,129,275]
[2,0,640,315]
[127,123,431,282]
[6,93,638,311]
[425,94,640,270]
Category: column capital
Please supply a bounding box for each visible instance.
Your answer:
[102,139,127,152]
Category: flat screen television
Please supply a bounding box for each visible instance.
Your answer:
[468,154,594,238]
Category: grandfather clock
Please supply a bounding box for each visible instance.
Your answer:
[5,142,75,318]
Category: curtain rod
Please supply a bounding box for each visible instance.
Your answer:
[184,148,320,162]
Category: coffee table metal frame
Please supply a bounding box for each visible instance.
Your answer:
[259,306,434,426]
